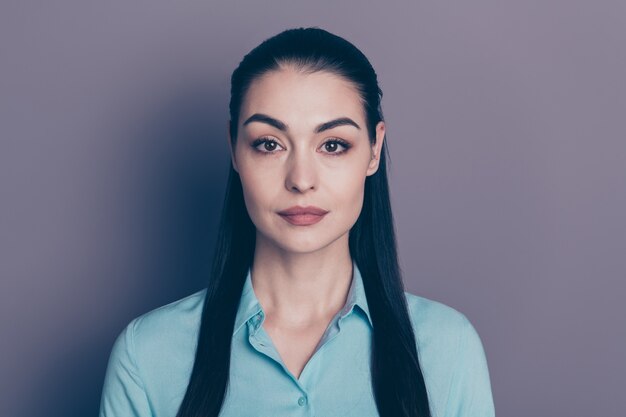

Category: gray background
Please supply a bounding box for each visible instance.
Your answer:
[1,1,624,416]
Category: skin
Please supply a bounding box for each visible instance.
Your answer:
[227,64,385,379]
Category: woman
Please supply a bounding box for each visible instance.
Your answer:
[99,27,495,417]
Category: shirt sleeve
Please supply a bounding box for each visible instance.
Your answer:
[445,315,496,417]
[99,318,153,417]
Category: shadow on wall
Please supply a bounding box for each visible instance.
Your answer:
[19,84,229,417]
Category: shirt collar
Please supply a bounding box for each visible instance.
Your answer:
[233,259,372,336]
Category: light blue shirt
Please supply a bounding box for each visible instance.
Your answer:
[99,260,495,416]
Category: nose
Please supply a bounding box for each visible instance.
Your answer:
[284,150,318,193]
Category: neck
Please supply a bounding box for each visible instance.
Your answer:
[250,232,353,327]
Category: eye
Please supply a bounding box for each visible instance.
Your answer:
[251,137,285,154]
[321,138,352,156]
[250,136,352,156]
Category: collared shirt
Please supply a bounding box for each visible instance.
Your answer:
[99,260,495,417]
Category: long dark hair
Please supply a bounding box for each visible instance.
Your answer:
[176,27,431,417]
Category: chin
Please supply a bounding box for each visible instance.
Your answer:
[253,214,353,254]
[273,235,330,254]
[261,227,348,255]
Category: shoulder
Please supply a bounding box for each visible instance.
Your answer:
[119,289,207,367]
[403,290,471,334]
[101,290,207,414]
[402,291,494,414]
[131,288,207,336]
[402,290,486,362]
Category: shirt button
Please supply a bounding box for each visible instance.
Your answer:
[297,396,307,406]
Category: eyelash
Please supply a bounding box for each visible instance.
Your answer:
[251,136,352,156]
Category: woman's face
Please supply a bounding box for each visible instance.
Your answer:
[229,66,385,255]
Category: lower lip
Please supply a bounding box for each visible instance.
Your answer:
[279,213,327,226]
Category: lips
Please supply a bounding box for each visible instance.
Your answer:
[277,205,328,216]
[277,205,329,226]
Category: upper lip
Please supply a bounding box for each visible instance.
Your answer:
[278,205,329,216]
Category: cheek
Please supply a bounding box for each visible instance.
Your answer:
[327,167,367,217]
[240,173,265,209]
[238,166,280,223]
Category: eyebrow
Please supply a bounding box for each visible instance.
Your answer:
[242,113,361,133]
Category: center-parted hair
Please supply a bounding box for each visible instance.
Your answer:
[176,27,432,417]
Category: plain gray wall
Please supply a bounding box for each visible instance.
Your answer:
[1,1,624,416]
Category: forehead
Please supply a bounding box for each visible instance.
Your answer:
[240,67,365,126]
